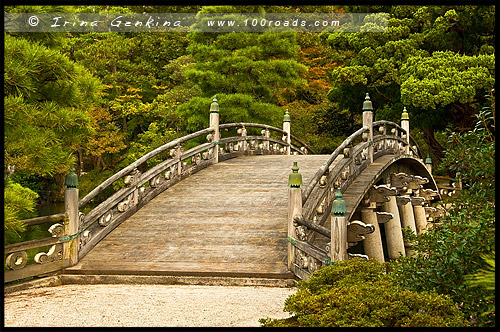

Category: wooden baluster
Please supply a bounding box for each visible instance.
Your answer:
[425,154,432,174]
[283,110,291,155]
[288,161,302,270]
[209,96,220,163]
[362,93,374,163]
[131,168,140,206]
[176,144,182,176]
[401,107,410,154]
[64,166,79,266]
[262,128,270,153]
[330,188,348,262]
[241,126,247,153]
[378,125,386,152]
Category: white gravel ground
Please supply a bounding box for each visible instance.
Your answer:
[3,284,296,327]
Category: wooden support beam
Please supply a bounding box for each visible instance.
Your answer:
[294,215,330,238]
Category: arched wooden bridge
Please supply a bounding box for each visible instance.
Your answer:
[5,95,451,285]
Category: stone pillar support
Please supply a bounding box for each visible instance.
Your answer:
[382,195,406,259]
[398,195,417,256]
[412,197,427,234]
[397,196,417,233]
[361,207,384,262]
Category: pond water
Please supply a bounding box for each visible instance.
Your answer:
[35,203,65,217]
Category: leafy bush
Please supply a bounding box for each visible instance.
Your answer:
[260,259,468,327]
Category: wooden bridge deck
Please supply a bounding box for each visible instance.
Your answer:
[65,155,328,279]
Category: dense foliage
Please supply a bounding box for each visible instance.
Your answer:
[326,6,495,160]
[4,32,102,242]
[3,179,39,244]
[389,91,495,326]
[4,34,102,178]
[259,258,468,327]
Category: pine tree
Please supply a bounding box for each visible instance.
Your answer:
[325,5,495,159]
[175,6,307,130]
[4,34,103,225]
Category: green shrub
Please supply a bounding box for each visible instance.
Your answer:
[260,259,468,327]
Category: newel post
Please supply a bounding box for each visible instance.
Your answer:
[425,154,433,174]
[210,95,220,163]
[64,166,79,266]
[287,161,302,270]
[401,107,410,154]
[362,93,374,163]
[283,110,291,155]
[331,188,348,262]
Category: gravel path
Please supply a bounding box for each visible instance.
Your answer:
[4,284,296,327]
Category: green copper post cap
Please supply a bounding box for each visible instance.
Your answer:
[331,188,346,216]
[288,161,302,188]
[283,110,291,122]
[210,95,219,113]
[425,154,432,165]
[401,107,409,120]
[362,93,373,111]
[65,166,78,189]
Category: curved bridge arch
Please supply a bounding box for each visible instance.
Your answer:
[5,96,445,284]
[286,105,443,280]
[343,155,439,223]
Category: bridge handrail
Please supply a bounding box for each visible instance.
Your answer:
[12,213,67,227]
[302,126,368,203]
[78,127,214,209]
[79,122,313,209]
[5,99,315,283]
[219,122,316,154]
[288,103,432,280]
[302,120,421,204]
[373,120,422,158]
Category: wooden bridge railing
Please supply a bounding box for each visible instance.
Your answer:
[4,213,68,282]
[287,94,426,280]
[4,97,312,283]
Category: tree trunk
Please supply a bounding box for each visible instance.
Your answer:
[423,126,445,161]
[98,155,107,172]
[55,173,66,202]
[451,102,477,132]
